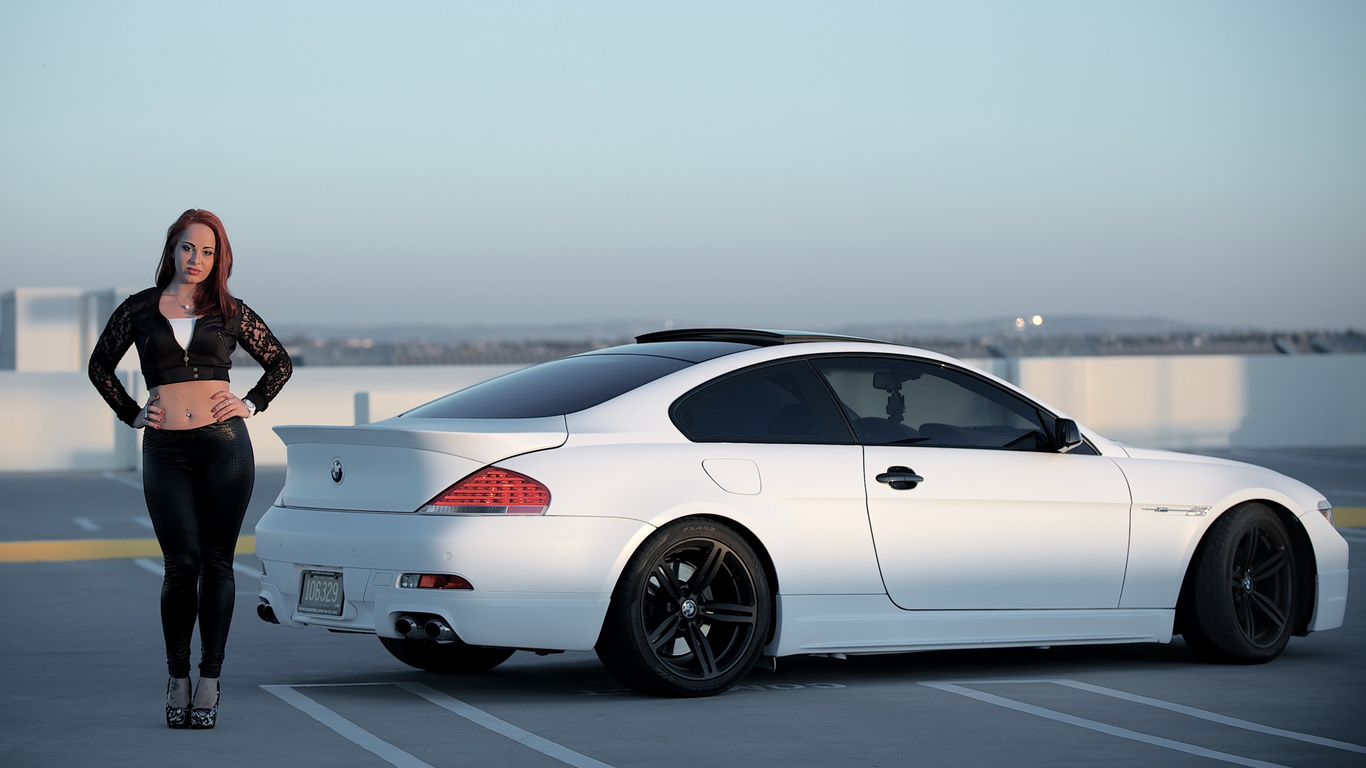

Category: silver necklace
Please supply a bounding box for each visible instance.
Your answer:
[165,291,194,312]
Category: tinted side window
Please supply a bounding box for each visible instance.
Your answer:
[673,361,853,444]
[404,354,691,418]
[812,357,1055,450]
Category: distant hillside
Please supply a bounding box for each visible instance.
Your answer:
[275,320,661,344]
[271,316,1365,367]
[839,316,1240,341]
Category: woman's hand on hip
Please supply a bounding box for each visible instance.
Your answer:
[211,391,251,422]
[134,394,164,430]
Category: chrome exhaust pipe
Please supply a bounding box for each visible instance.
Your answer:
[395,614,423,638]
[257,600,279,624]
[424,618,457,642]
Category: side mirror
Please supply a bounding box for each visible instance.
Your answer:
[1054,418,1083,453]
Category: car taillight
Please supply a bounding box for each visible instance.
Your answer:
[399,573,473,589]
[416,467,550,515]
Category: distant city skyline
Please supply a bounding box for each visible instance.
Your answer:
[2,2,1363,331]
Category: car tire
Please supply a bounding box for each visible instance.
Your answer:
[379,636,515,674]
[1179,503,1297,664]
[596,518,772,697]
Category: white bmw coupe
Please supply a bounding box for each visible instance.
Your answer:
[255,329,1348,696]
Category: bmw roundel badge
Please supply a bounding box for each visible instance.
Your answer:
[330,458,344,484]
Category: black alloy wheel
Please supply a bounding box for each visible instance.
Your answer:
[597,519,772,697]
[1180,503,1298,663]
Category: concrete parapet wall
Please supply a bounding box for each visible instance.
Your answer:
[1015,356,1248,449]
[2,356,1362,472]
[1,370,142,471]
[1,365,519,472]
[1013,354,1366,450]
[240,365,521,466]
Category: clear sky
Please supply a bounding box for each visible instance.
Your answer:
[2,1,1363,331]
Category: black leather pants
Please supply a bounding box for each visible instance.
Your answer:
[142,417,254,678]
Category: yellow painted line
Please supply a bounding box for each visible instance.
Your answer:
[0,536,255,563]
[1335,507,1366,529]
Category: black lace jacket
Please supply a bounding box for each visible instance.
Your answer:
[88,287,293,426]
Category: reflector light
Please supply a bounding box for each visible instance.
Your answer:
[400,573,473,590]
[417,467,550,515]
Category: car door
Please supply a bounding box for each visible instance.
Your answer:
[811,356,1132,610]
[671,360,883,595]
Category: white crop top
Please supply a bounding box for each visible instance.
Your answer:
[168,318,197,350]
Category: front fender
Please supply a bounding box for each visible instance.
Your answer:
[1116,454,1336,612]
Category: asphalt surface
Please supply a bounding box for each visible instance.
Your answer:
[1,448,1363,768]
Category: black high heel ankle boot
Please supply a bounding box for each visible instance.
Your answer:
[190,678,219,729]
[166,678,190,729]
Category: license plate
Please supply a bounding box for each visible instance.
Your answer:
[298,570,344,616]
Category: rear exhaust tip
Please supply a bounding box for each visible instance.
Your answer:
[395,615,422,638]
[424,618,457,642]
[257,600,279,624]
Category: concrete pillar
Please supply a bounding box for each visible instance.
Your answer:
[354,391,371,424]
[1,288,84,371]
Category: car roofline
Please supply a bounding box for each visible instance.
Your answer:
[635,328,892,346]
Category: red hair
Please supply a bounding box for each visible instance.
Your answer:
[154,209,238,320]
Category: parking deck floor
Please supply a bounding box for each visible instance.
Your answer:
[1,448,1362,768]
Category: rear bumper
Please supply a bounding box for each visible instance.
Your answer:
[255,505,654,650]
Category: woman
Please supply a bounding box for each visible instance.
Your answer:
[88,209,292,729]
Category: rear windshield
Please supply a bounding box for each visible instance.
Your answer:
[402,354,693,419]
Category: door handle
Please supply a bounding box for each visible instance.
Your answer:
[876,466,924,490]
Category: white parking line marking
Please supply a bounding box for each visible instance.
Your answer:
[921,681,1289,768]
[263,683,617,768]
[398,682,615,768]
[102,472,143,490]
[133,516,154,530]
[73,517,99,531]
[1053,679,1366,755]
[233,560,259,581]
[262,685,435,768]
[285,682,397,687]
[133,558,161,576]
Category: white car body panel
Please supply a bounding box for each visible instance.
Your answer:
[863,447,1132,610]
[257,508,653,649]
[771,595,1172,656]
[1298,507,1350,631]
[1113,447,1349,616]
[275,417,567,512]
[256,337,1348,671]
[503,441,887,596]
